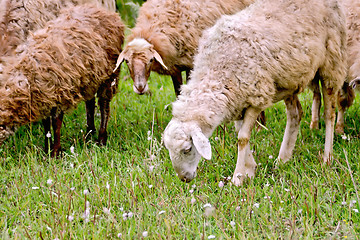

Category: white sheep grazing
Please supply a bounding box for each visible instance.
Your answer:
[163,0,347,186]
[309,0,359,134]
[113,0,254,95]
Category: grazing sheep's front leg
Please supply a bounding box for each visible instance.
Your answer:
[86,97,96,137]
[322,85,337,163]
[171,71,183,96]
[232,108,260,186]
[51,111,64,157]
[309,79,321,130]
[278,95,303,163]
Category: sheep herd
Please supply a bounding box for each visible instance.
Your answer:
[0,0,359,186]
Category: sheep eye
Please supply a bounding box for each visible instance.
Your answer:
[149,58,154,63]
[183,147,192,154]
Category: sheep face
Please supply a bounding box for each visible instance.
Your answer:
[163,119,211,183]
[114,38,167,94]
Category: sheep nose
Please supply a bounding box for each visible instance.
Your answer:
[179,171,196,183]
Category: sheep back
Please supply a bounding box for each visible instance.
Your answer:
[0,4,124,126]
[128,0,254,75]
[173,0,347,126]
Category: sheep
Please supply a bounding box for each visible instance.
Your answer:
[0,4,125,156]
[309,0,358,134]
[163,0,347,186]
[113,0,254,96]
[0,0,119,154]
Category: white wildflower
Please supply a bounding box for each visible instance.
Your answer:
[68,215,74,221]
[203,203,212,208]
[32,187,40,190]
[265,183,270,187]
[350,200,357,207]
[158,210,166,215]
[51,192,58,197]
[218,181,224,188]
[192,184,196,188]
[189,189,194,194]
[70,146,75,154]
[235,206,241,211]
[191,197,196,204]
[149,165,155,172]
[214,137,219,141]
[128,212,133,218]
[353,209,359,213]
[342,201,347,205]
[117,233,122,238]
[148,185,153,189]
[46,132,51,138]
[103,207,110,215]
[142,231,148,237]
[253,203,260,208]
[240,199,246,202]
[122,213,128,220]
[298,209,303,214]
[84,189,89,195]
[342,135,347,140]
[284,188,290,192]
[46,226,52,232]
[70,187,75,191]
[47,179,53,185]
[208,235,215,239]
[264,196,271,199]
[230,221,235,227]
[106,182,110,190]
[269,155,273,159]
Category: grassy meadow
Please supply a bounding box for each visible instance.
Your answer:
[0,63,359,239]
[1,2,360,238]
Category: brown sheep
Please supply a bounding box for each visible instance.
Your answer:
[0,0,119,154]
[0,4,124,156]
[114,0,254,96]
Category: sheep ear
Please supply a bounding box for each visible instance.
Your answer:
[113,51,126,72]
[152,50,168,70]
[191,128,211,160]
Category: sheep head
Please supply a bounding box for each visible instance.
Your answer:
[163,119,211,183]
[114,38,167,95]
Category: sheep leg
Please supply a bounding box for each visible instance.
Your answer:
[97,79,114,146]
[322,85,337,163]
[86,98,96,137]
[278,95,303,163]
[232,108,259,186]
[51,111,64,157]
[42,117,52,154]
[335,82,355,134]
[309,80,321,130]
[171,71,183,96]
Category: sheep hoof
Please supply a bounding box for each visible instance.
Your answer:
[309,121,319,130]
[231,175,244,186]
[335,124,344,135]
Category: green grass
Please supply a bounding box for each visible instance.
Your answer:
[0,63,360,239]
